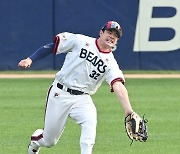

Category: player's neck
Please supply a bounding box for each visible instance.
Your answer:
[96,39,111,53]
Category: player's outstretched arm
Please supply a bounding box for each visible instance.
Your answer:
[18,43,55,69]
[112,81,133,116]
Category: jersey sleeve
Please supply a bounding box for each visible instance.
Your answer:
[105,60,125,92]
[53,32,77,54]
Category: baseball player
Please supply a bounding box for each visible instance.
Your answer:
[18,21,134,154]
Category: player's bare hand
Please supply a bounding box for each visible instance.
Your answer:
[18,57,32,68]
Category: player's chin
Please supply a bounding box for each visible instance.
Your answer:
[106,43,115,49]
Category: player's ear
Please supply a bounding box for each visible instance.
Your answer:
[99,30,103,37]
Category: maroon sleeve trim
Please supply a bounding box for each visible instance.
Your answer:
[110,78,125,92]
[53,36,60,54]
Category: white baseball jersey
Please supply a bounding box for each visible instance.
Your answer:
[53,32,125,95]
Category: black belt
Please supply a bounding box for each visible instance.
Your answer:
[57,83,84,95]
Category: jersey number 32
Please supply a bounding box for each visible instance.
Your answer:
[89,70,100,80]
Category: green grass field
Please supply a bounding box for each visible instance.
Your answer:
[0,78,180,154]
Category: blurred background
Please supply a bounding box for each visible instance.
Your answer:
[0,0,180,71]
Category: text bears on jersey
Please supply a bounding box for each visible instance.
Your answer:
[79,48,107,73]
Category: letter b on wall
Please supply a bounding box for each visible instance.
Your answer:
[134,0,180,52]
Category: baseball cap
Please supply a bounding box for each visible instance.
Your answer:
[102,21,122,38]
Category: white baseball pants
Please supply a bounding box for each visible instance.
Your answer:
[31,80,97,154]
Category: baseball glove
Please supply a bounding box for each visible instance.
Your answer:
[125,112,148,145]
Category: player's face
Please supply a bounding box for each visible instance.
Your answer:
[99,30,119,49]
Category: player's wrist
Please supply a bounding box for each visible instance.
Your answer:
[125,109,134,116]
[27,57,32,63]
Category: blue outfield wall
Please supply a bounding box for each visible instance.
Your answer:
[0,0,180,70]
